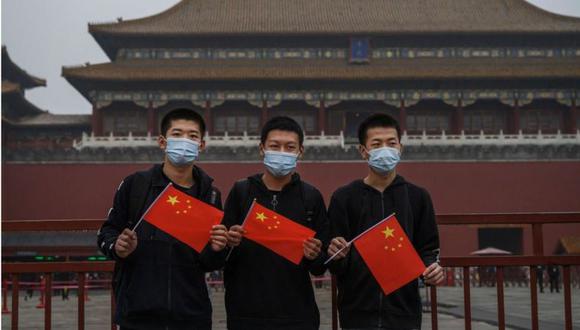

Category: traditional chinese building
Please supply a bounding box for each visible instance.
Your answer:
[63,0,579,144]
[3,1,580,258]
[2,47,91,154]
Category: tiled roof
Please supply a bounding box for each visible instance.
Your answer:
[63,57,580,81]
[2,47,46,89]
[90,0,580,35]
[2,81,21,94]
[14,113,92,126]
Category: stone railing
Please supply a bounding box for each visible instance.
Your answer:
[73,130,579,151]
[73,131,345,150]
[401,130,580,146]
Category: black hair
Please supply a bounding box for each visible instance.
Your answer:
[160,108,206,137]
[357,113,401,145]
[260,116,304,146]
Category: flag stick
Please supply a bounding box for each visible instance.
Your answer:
[131,182,173,232]
[323,213,395,265]
[226,199,256,261]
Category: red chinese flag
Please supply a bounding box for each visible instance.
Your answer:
[142,184,223,253]
[242,201,316,265]
[353,215,426,295]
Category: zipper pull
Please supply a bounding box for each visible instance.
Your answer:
[271,194,278,211]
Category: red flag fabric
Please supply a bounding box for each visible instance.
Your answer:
[353,215,426,295]
[242,201,316,265]
[142,184,223,253]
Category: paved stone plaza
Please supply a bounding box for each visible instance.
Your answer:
[2,285,578,329]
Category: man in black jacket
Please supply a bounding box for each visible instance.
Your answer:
[97,108,229,330]
[224,116,329,330]
[327,113,444,330]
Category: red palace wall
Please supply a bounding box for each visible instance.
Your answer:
[3,161,580,256]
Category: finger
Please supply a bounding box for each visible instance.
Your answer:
[116,240,130,249]
[122,228,133,234]
[303,240,319,250]
[307,238,322,246]
[115,244,128,253]
[423,264,439,276]
[336,237,348,245]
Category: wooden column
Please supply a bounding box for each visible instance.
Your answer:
[204,100,212,135]
[399,100,407,133]
[452,100,464,134]
[508,99,520,134]
[318,100,326,134]
[261,100,269,126]
[92,103,104,136]
[147,101,155,135]
[567,98,577,133]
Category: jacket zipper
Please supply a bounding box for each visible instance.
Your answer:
[271,193,279,211]
[167,245,172,326]
[378,192,385,328]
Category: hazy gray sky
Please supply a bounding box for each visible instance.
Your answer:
[2,0,580,115]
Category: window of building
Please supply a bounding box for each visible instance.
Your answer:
[464,109,507,134]
[520,108,562,133]
[214,113,260,135]
[103,108,147,135]
[406,111,450,134]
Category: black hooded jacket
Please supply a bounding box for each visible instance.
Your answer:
[97,164,225,330]
[221,173,329,330]
[328,175,439,330]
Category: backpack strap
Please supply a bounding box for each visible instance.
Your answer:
[127,171,152,229]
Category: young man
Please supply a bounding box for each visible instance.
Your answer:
[327,113,444,330]
[223,116,329,330]
[97,108,229,330]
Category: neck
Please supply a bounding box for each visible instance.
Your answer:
[364,169,396,193]
[163,161,195,188]
[261,171,292,191]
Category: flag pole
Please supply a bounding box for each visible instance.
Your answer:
[131,182,173,232]
[226,199,256,261]
[324,213,395,265]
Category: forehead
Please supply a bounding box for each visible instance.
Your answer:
[167,119,201,132]
[265,129,300,143]
[366,127,399,141]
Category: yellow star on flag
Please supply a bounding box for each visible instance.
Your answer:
[382,226,395,239]
[256,212,268,222]
[167,195,180,206]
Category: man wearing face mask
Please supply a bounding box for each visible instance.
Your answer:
[97,108,229,330]
[327,114,443,330]
[221,116,329,330]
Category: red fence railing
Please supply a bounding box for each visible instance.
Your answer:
[2,213,580,330]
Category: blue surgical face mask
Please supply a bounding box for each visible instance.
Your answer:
[263,150,298,177]
[165,137,199,166]
[367,146,401,175]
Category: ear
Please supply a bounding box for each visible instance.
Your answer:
[259,143,265,157]
[298,145,305,159]
[199,139,206,153]
[358,145,369,160]
[158,135,167,150]
[399,143,404,157]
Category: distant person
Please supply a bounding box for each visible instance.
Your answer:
[537,265,545,293]
[327,114,443,330]
[97,108,229,330]
[548,265,560,293]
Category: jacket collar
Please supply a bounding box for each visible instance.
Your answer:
[151,163,214,196]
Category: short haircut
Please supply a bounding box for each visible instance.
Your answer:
[357,113,401,145]
[160,108,206,137]
[260,116,304,146]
